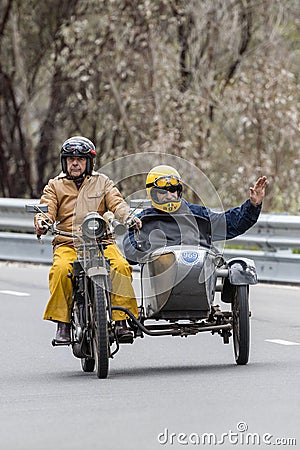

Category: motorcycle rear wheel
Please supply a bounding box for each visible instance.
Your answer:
[91,276,110,379]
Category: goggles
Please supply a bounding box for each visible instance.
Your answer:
[61,143,96,156]
[146,175,181,189]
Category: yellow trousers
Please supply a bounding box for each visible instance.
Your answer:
[43,244,138,322]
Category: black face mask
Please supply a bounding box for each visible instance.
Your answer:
[160,186,178,193]
[152,185,182,195]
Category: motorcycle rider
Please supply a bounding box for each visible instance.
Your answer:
[34,136,139,344]
[123,165,268,263]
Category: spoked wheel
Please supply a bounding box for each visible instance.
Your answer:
[232,285,250,365]
[91,276,110,379]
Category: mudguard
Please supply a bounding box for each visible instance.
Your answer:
[227,257,257,285]
[87,267,108,277]
[221,258,257,303]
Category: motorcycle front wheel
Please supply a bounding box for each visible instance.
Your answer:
[232,285,250,365]
[91,276,110,379]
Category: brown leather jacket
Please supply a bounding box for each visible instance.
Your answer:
[35,171,130,248]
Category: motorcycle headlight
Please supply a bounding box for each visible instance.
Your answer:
[81,212,106,240]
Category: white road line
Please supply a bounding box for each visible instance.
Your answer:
[265,339,300,346]
[0,290,30,297]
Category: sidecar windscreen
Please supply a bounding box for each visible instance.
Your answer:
[140,214,212,249]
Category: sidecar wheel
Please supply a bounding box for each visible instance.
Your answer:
[232,285,250,365]
[81,358,95,372]
[91,276,110,379]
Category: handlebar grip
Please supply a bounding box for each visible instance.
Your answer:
[41,220,50,231]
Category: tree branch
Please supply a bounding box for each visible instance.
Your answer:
[109,77,139,153]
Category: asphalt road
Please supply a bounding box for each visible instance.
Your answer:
[0,262,299,450]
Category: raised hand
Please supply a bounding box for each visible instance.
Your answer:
[249,176,268,207]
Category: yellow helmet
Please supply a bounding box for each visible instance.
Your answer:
[146,165,183,213]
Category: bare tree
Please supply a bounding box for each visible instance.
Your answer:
[0,0,298,212]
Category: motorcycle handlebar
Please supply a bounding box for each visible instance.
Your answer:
[103,212,140,235]
[27,203,134,241]
[103,211,127,236]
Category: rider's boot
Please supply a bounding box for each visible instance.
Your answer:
[55,321,71,344]
[115,320,133,344]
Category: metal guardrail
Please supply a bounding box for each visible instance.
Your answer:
[0,197,36,232]
[0,198,300,283]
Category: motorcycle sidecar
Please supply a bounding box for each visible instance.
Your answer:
[116,210,258,366]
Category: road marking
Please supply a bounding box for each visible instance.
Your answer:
[265,339,300,346]
[0,290,30,297]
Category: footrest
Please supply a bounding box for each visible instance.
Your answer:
[117,335,134,344]
[51,339,71,347]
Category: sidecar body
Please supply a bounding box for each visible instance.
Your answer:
[142,245,217,320]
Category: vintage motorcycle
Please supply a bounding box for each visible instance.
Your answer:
[26,204,127,379]
[26,204,257,379]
